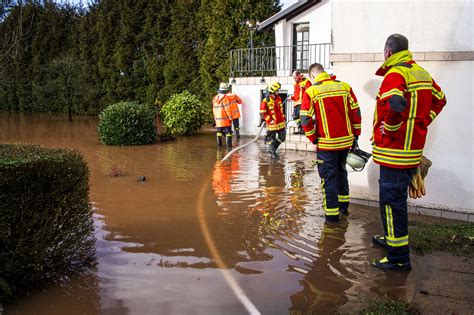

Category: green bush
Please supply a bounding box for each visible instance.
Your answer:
[0,144,95,301]
[97,101,158,145]
[161,91,208,136]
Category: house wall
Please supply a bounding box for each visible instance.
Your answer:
[277,0,332,47]
[230,77,294,136]
[274,0,332,76]
[330,0,474,213]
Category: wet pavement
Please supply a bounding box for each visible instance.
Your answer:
[1,113,473,315]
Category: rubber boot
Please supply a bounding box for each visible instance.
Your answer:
[273,141,281,159]
[269,143,279,160]
[216,134,223,147]
[226,134,233,148]
[235,129,241,140]
[298,123,304,135]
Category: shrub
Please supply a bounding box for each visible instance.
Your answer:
[0,144,95,301]
[97,101,158,145]
[161,91,208,136]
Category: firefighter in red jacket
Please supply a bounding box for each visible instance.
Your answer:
[260,81,286,160]
[371,34,446,271]
[212,83,234,148]
[301,63,361,222]
[291,71,312,134]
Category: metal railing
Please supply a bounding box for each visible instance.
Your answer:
[230,43,331,78]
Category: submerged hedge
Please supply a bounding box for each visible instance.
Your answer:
[97,101,158,145]
[0,144,95,301]
[161,91,209,136]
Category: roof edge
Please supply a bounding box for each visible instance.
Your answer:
[257,0,321,31]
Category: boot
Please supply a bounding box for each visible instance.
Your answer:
[235,128,241,139]
[226,134,233,148]
[216,133,223,147]
[298,123,305,135]
[269,143,279,160]
[273,141,282,159]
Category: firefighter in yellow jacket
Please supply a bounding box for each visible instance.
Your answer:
[371,34,446,271]
[212,83,234,148]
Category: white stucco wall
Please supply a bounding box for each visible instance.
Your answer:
[274,0,332,76]
[332,0,473,53]
[331,0,474,212]
[276,0,332,47]
[231,81,293,136]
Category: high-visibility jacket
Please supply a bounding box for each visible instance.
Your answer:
[260,94,285,131]
[291,77,312,107]
[301,72,361,151]
[226,93,243,119]
[212,94,233,127]
[372,50,446,169]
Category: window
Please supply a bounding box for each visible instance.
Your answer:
[292,23,310,72]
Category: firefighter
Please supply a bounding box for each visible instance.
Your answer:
[371,34,446,271]
[226,88,244,139]
[291,70,312,134]
[212,83,234,148]
[301,63,361,222]
[260,81,286,160]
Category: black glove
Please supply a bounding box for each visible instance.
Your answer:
[258,118,266,127]
[351,135,359,151]
[312,139,318,145]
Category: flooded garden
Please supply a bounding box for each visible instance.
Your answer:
[1,113,472,315]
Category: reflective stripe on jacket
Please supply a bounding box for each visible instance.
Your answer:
[301,72,361,151]
[212,94,233,127]
[226,93,243,119]
[260,94,285,131]
[291,78,312,106]
[372,50,446,168]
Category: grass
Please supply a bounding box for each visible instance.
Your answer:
[360,299,420,315]
[409,222,474,257]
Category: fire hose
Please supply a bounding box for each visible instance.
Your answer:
[221,123,266,162]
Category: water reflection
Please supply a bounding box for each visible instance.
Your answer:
[1,113,417,314]
[288,221,352,314]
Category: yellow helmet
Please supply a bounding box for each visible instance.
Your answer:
[267,81,281,93]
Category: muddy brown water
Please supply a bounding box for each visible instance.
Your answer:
[0,113,456,314]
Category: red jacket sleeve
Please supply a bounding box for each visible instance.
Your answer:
[429,79,446,124]
[291,84,300,101]
[348,87,362,136]
[378,72,407,134]
[300,92,317,143]
[260,99,268,121]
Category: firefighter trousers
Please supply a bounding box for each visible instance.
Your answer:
[292,105,301,126]
[317,149,350,217]
[232,118,240,131]
[379,165,416,263]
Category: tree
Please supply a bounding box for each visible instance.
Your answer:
[39,55,89,121]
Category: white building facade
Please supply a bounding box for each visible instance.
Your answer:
[229,0,474,218]
[330,0,473,217]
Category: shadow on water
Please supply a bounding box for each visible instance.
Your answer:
[1,113,413,314]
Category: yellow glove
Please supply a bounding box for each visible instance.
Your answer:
[409,156,431,199]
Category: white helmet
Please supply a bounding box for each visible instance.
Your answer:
[346,147,372,171]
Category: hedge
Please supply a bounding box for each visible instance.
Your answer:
[0,144,95,301]
[161,91,209,136]
[97,101,158,145]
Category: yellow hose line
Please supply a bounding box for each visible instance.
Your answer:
[197,173,261,315]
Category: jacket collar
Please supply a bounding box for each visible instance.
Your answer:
[314,72,333,84]
[375,50,413,76]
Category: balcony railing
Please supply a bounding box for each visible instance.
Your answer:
[230,43,331,78]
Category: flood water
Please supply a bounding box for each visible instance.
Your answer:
[1,113,422,314]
